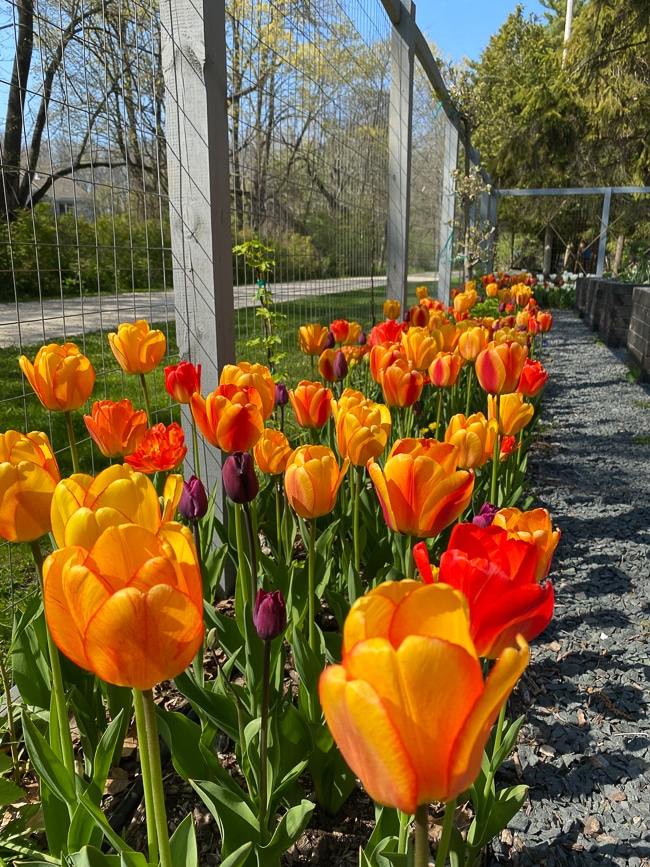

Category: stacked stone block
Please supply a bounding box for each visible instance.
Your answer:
[627,286,650,382]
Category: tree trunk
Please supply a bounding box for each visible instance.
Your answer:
[612,234,625,277]
[542,223,553,278]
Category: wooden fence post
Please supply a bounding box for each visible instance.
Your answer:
[438,115,458,307]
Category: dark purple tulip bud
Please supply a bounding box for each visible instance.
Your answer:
[472,502,499,528]
[178,475,209,522]
[324,330,335,349]
[222,451,259,504]
[274,382,289,407]
[412,400,423,418]
[333,349,348,380]
[499,302,506,313]
[253,588,287,640]
[403,309,411,323]
[357,331,367,346]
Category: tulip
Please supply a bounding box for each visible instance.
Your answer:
[415,284,429,300]
[222,451,259,504]
[367,441,473,538]
[368,319,406,346]
[444,412,498,469]
[318,349,347,383]
[288,381,333,429]
[457,327,488,363]
[408,305,429,329]
[220,362,276,420]
[178,475,209,522]
[107,320,166,375]
[284,445,349,519]
[19,342,96,412]
[383,299,401,321]
[429,352,463,389]
[357,331,367,346]
[324,330,335,349]
[319,579,529,813]
[485,282,499,298]
[84,399,148,458]
[274,382,289,407]
[369,343,404,384]
[401,326,442,370]
[43,521,204,690]
[439,322,460,352]
[487,393,535,437]
[499,435,518,462]
[298,323,330,357]
[518,359,548,398]
[453,292,474,315]
[254,428,293,476]
[191,384,264,452]
[334,400,391,466]
[492,507,561,582]
[472,502,499,528]
[416,522,554,658]
[253,589,287,641]
[125,422,187,473]
[329,319,351,344]
[475,340,528,395]
[164,361,202,404]
[380,359,424,408]
[537,311,553,332]
[343,322,363,346]
[0,431,60,543]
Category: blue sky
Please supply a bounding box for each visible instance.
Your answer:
[416,0,549,63]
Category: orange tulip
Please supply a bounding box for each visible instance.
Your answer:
[457,327,488,362]
[191,384,264,452]
[485,282,499,298]
[333,399,391,465]
[369,320,407,346]
[220,362,276,420]
[330,319,351,344]
[475,341,528,395]
[367,440,473,537]
[408,305,429,328]
[43,519,203,690]
[335,387,368,415]
[0,431,60,543]
[125,422,187,473]
[84,399,148,458]
[380,359,424,408]
[288,380,333,429]
[488,393,535,436]
[254,428,293,475]
[284,445,349,518]
[415,284,429,300]
[517,359,548,398]
[107,320,166,375]
[401,326,442,370]
[318,348,346,383]
[444,412,498,469]
[298,323,330,356]
[164,361,202,404]
[383,299,401,321]
[19,342,96,412]
[429,352,463,388]
[536,311,554,332]
[319,579,529,813]
[439,322,460,352]
[343,321,363,346]
[492,507,561,582]
[369,343,404,384]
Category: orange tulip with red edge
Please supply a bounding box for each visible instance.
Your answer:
[419,522,554,658]
[84,399,148,459]
[220,362,275,420]
[457,326,488,362]
[334,400,391,465]
[318,348,344,383]
[499,435,518,462]
[369,343,403,384]
[517,359,548,398]
[254,428,293,475]
[369,320,407,346]
[319,579,529,813]
[125,422,187,473]
[108,320,166,375]
[388,437,460,473]
[284,445,349,518]
[492,507,561,582]
[43,520,203,690]
[383,299,401,321]
[191,384,264,452]
[298,323,330,356]
[537,311,553,332]
[444,412,498,469]
[0,431,60,543]
[401,326,442,370]
[367,443,473,537]
[487,393,534,437]
[329,319,350,344]
[334,387,367,415]
[19,342,96,412]
[408,305,429,328]
[380,359,423,408]
[429,352,463,388]
[164,361,201,404]
[475,340,528,395]
[289,380,333,429]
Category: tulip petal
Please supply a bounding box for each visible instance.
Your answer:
[86,525,162,594]
[388,584,474,655]
[43,547,98,670]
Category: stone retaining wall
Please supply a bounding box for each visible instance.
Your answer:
[628,286,650,381]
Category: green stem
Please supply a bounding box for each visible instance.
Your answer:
[283,487,293,566]
[490,397,501,506]
[139,372,153,427]
[0,654,20,784]
[352,466,362,589]
[435,388,443,440]
[259,638,271,843]
[275,479,283,559]
[64,411,80,474]
[435,799,457,867]
[310,426,319,446]
[132,689,159,865]
[191,415,201,481]
[308,518,318,654]
[192,522,205,687]
[140,689,173,867]
[465,364,473,417]
[234,503,250,608]
[30,542,76,792]
[398,810,411,855]
[406,538,416,579]
[243,502,258,604]
[483,700,508,802]
[414,803,430,867]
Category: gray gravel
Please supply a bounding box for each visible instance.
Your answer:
[491,310,650,865]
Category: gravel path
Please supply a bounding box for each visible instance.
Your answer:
[494,310,650,866]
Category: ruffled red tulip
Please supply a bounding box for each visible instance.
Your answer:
[125,422,187,473]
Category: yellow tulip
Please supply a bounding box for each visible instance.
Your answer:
[0,431,60,543]
[19,343,96,412]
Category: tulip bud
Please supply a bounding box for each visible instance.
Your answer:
[274,382,289,406]
[333,350,348,380]
[178,475,209,521]
[472,502,499,528]
[222,451,259,504]
[253,588,287,640]
[412,400,422,418]
[324,331,335,349]
[357,331,367,346]
[403,309,411,323]
[499,302,506,313]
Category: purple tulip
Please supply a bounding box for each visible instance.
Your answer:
[253,589,287,640]
[324,330,335,349]
[472,502,499,528]
[178,475,209,522]
[333,349,348,380]
[274,382,289,407]
[222,451,259,504]
[357,331,367,346]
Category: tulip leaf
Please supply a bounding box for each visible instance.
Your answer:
[0,776,25,806]
[41,778,71,859]
[169,813,198,867]
[218,842,254,867]
[174,671,240,742]
[191,778,261,860]
[11,600,52,710]
[202,542,229,606]
[76,791,145,866]
[21,711,76,806]
[466,784,529,850]
[488,715,525,771]
[447,825,466,867]
[262,799,315,861]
